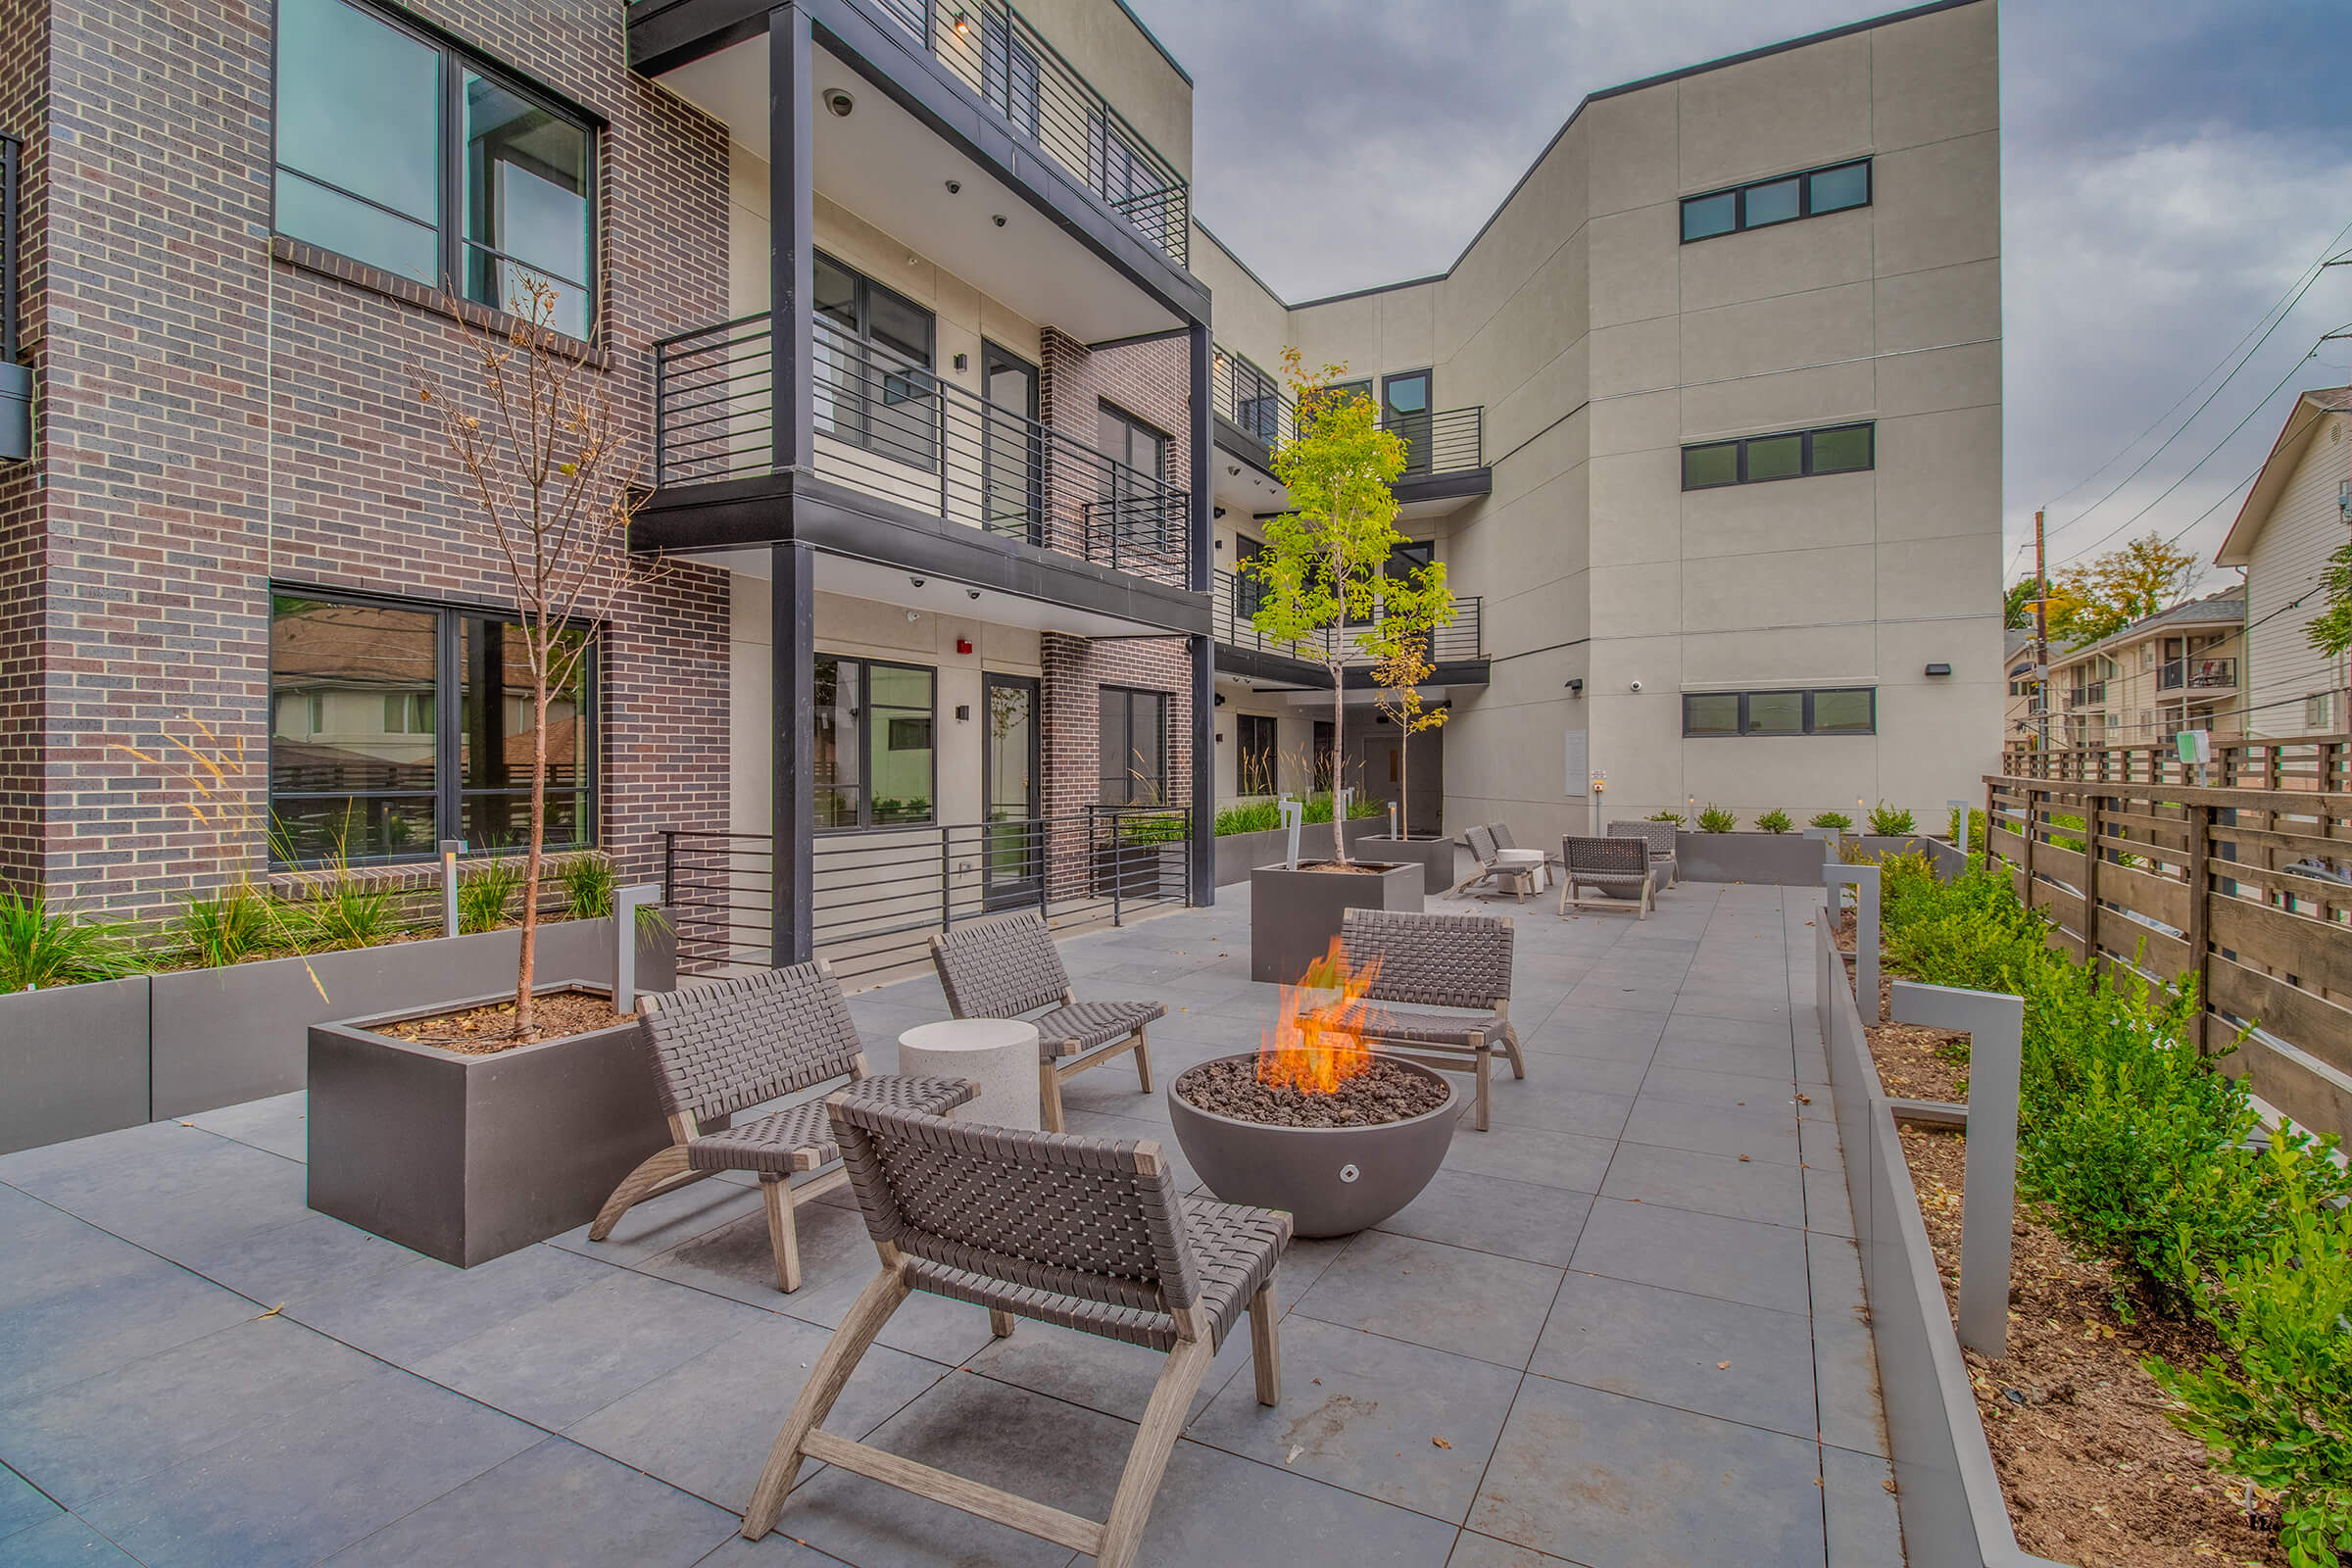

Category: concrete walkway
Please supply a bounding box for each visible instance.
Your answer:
[0,880,1899,1567]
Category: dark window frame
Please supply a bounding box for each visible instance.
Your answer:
[1234,712,1277,796]
[266,583,600,867]
[1680,158,1872,244]
[814,250,940,473]
[270,0,603,335]
[811,653,940,833]
[1681,422,1875,489]
[1681,687,1878,737]
[1099,684,1171,807]
[1097,400,1174,550]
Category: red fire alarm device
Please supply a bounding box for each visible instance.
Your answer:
[956,637,973,655]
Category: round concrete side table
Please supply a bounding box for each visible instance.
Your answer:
[897,1019,1043,1131]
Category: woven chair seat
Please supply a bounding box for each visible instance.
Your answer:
[904,1195,1290,1352]
[1032,999,1167,1059]
[1360,1004,1507,1049]
[688,1076,974,1176]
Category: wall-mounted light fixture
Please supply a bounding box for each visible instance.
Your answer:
[1565,678,1583,695]
[955,705,970,721]
[953,352,968,371]
[951,9,970,34]
[1924,662,1952,677]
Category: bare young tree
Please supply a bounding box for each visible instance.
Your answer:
[417,276,647,1040]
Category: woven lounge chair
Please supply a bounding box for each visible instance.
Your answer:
[1447,823,1538,901]
[740,1096,1290,1567]
[1607,819,1679,889]
[1342,906,1526,1131]
[588,959,974,1293]
[929,909,1163,1133]
[1559,835,1656,919]
[1490,823,1562,874]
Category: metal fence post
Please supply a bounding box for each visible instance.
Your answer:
[1825,861,1881,1023]
[1109,809,1124,926]
[1892,979,2025,1359]
[939,829,953,932]
[614,883,661,1013]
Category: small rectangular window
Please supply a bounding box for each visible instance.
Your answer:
[1810,423,1875,474]
[1745,690,1803,734]
[1743,434,1804,483]
[1681,158,1873,244]
[1812,688,1876,734]
[1743,176,1801,227]
[1680,190,1738,242]
[1681,442,1740,490]
[1681,422,1876,490]
[1682,686,1878,737]
[1683,693,1740,736]
[1236,712,1277,794]
[1808,161,1870,214]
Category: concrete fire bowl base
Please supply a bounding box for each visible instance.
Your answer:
[1167,1054,1462,1238]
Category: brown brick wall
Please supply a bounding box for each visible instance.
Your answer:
[0,0,50,892]
[5,0,734,910]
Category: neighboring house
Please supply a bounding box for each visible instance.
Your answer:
[2043,593,2246,750]
[2214,386,2352,738]
[0,0,2002,949]
[2003,625,2045,747]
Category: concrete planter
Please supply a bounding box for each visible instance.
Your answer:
[1673,831,1831,887]
[1247,860,1421,982]
[1168,1054,1460,1237]
[1857,834,1936,861]
[1356,834,1457,894]
[308,982,669,1268]
[0,977,153,1155]
[1213,817,1385,887]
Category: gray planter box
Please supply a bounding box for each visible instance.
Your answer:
[308,982,669,1267]
[1213,816,1383,886]
[1356,834,1457,894]
[1673,831,1830,886]
[0,977,152,1155]
[1248,860,1422,982]
[1857,834,1936,861]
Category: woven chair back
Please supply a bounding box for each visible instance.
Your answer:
[1463,823,1499,863]
[1491,823,1523,854]
[1563,836,1648,879]
[1341,907,1513,1008]
[637,962,863,1125]
[930,910,1071,1020]
[1607,820,1676,859]
[829,1096,1201,1314]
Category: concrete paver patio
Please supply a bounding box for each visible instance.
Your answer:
[0,880,1902,1567]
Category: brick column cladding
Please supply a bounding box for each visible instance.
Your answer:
[0,0,51,891]
[1036,328,1196,862]
[0,0,735,911]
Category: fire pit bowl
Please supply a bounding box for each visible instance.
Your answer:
[1167,1054,1461,1238]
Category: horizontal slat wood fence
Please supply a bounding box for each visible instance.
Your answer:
[1981,771,2352,1144]
[2002,732,2352,793]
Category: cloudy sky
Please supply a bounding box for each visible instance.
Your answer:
[1122,0,2352,591]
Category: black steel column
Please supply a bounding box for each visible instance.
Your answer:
[772,542,816,964]
[1187,321,1215,906]
[769,4,814,473]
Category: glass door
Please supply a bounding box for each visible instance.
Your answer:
[982,673,1042,908]
[1382,369,1432,474]
[981,341,1040,544]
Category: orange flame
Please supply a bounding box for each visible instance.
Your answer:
[1257,937,1381,1095]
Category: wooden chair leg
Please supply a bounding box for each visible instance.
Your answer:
[1249,1281,1280,1406]
[988,1308,1018,1338]
[761,1175,801,1294]
[1094,1336,1216,1568]
[1039,1058,1065,1133]
[588,1144,691,1242]
[1131,1027,1153,1093]
[1498,1022,1527,1080]
[741,1263,911,1540]
[1472,1036,1492,1131]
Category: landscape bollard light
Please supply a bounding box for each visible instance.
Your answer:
[440,840,462,939]
[1892,978,2025,1359]
[613,883,661,1013]
[1824,861,1881,1023]
[1280,798,1304,870]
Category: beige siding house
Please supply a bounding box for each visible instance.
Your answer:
[2044,594,2245,750]
[2215,387,2352,737]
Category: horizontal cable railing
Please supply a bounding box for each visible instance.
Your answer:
[653,315,1195,589]
[869,0,1188,265]
[1210,569,1483,665]
[2158,658,2237,692]
[661,807,1191,983]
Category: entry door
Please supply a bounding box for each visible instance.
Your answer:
[1382,370,1432,474]
[1361,734,1402,826]
[981,342,1041,545]
[981,673,1042,907]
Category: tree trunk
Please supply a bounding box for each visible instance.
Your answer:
[1397,724,1409,842]
[515,672,549,1041]
[1329,663,1348,866]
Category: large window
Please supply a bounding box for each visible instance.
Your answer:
[270,590,596,863]
[1099,686,1169,806]
[814,655,936,829]
[813,252,938,470]
[1098,401,1172,548]
[1683,687,1876,738]
[273,0,596,336]
[1681,159,1870,243]
[1682,422,1874,489]
[1235,713,1277,797]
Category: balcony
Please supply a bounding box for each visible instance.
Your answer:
[2159,658,2237,692]
[1209,344,1487,505]
[2068,681,2106,709]
[1210,567,1485,684]
[652,314,1192,588]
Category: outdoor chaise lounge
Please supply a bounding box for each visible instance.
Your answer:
[739,1095,1291,1567]
[1607,819,1679,889]
[1448,823,1539,901]
[588,959,974,1292]
[928,909,1163,1132]
[1490,823,1562,878]
[1559,835,1657,919]
[1342,906,1526,1130]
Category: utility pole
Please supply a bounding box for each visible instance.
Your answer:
[2034,508,2051,756]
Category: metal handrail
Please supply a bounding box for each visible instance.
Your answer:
[1210,568,1483,664]
[1207,347,1486,476]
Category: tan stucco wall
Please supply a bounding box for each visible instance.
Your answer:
[1013,0,1192,180]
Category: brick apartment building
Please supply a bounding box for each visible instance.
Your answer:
[0,0,2001,964]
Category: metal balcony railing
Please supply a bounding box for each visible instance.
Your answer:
[1209,345,1486,477]
[652,314,1193,588]
[868,0,1188,265]
[1211,346,1291,449]
[1210,568,1483,665]
[2159,658,2237,692]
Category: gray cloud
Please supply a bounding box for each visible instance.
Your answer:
[1126,0,2352,581]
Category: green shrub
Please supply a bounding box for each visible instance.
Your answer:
[1695,804,1738,833]
[1808,809,1852,831]
[556,855,616,920]
[296,874,400,951]
[1215,800,1282,836]
[1755,808,1793,834]
[174,883,280,967]
[1945,806,1989,851]
[1865,801,1916,835]
[1644,809,1684,826]
[0,890,144,989]
[1346,794,1386,820]
[458,859,524,934]
[1114,812,1188,846]
[2149,1147,2352,1567]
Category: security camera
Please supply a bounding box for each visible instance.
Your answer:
[992,214,1006,228]
[823,88,855,118]
[1629,679,1643,693]
[944,179,961,195]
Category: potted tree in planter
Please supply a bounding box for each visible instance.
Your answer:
[1238,352,1421,981]
[1357,566,1457,893]
[308,278,670,1267]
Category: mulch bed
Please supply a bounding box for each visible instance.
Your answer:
[377,988,636,1054]
[1174,1056,1448,1127]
